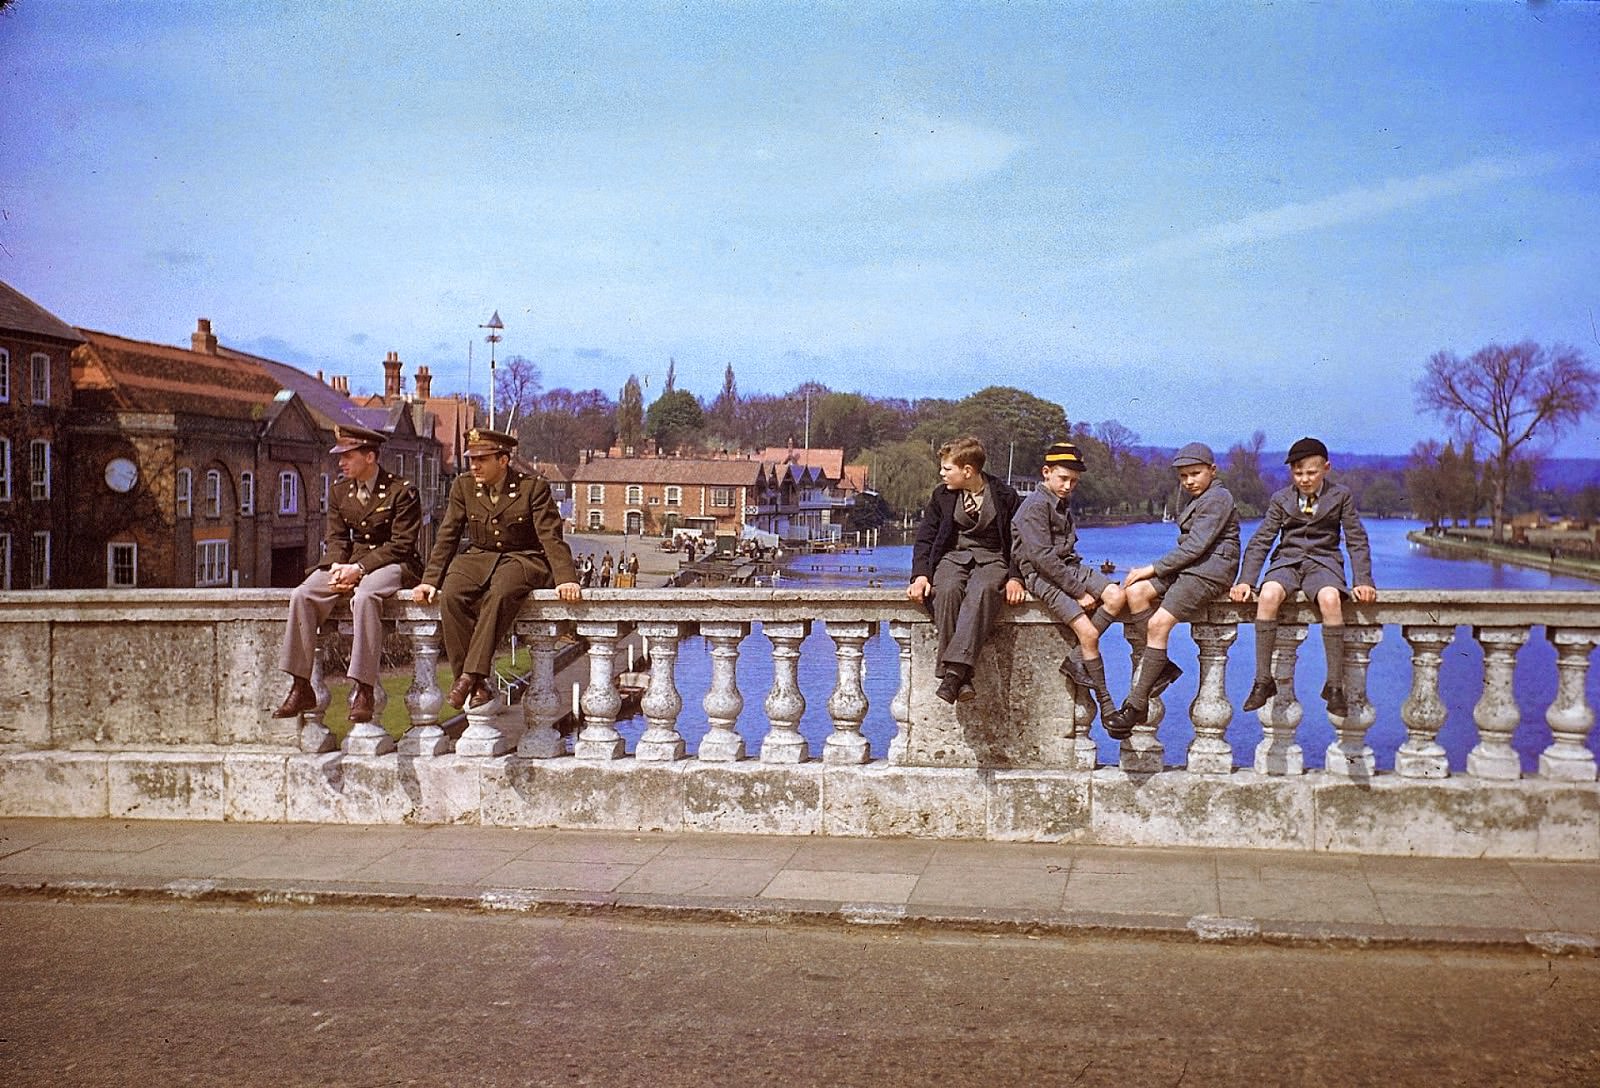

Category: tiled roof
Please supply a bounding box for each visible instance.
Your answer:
[754,446,845,478]
[72,330,280,418]
[0,280,84,344]
[573,457,763,486]
[247,354,366,428]
[840,464,871,494]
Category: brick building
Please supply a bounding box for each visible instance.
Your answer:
[571,456,763,537]
[0,282,82,590]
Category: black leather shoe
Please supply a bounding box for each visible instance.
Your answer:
[936,676,963,705]
[1093,690,1118,726]
[1104,703,1144,741]
[1323,683,1348,717]
[1149,661,1184,698]
[1242,677,1278,712]
[936,664,972,705]
[1058,652,1093,688]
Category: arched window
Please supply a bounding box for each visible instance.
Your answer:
[204,470,223,518]
[278,471,299,515]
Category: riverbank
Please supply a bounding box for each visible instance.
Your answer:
[1406,530,1600,585]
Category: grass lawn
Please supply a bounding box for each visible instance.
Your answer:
[319,649,529,740]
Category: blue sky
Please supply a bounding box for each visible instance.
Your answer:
[3,1,1598,456]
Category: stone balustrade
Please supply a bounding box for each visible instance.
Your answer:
[0,588,1595,857]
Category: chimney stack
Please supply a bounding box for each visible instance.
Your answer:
[192,318,218,354]
[414,365,432,400]
[331,375,350,395]
[383,351,403,400]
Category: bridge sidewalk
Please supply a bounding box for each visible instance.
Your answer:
[1,817,1595,953]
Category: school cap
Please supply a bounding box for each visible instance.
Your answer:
[1285,436,1330,464]
[1170,442,1215,468]
[1043,441,1087,471]
[328,424,388,454]
[464,427,518,458]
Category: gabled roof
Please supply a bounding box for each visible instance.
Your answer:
[72,330,280,419]
[754,446,845,478]
[573,458,763,486]
[245,352,366,429]
[0,280,84,344]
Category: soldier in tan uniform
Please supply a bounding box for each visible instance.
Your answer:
[413,428,581,708]
[274,424,422,723]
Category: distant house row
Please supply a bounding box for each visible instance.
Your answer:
[1,279,872,590]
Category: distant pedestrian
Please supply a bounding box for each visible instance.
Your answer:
[600,552,614,587]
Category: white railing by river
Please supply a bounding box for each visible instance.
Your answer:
[0,589,1595,857]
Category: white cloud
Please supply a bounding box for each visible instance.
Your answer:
[877,110,1023,186]
[1105,142,1600,272]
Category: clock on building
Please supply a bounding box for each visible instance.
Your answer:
[104,457,140,493]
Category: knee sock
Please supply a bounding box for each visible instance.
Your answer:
[1091,608,1117,636]
[1126,646,1168,711]
[1253,619,1277,682]
[1323,626,1346,689]
[1084,655,1110,701]
[1124,608,1150,663]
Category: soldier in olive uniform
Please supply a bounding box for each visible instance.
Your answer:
[413,428,581,709]
[274,424,423,723]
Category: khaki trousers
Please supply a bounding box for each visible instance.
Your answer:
[278,564,405,686]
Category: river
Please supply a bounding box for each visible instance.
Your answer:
[610,519,1599,772]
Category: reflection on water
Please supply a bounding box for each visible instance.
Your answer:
[612,520,1598,772]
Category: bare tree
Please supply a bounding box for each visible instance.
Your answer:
[493,355,543,424]
[1415,341,1599,541]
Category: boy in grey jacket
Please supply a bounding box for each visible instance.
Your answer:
[1011,441,1128,725]
[1105,442,1241,738]
[1229,436,1377,717]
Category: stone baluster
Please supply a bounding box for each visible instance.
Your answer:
[761,620,812,764]
[824,620,873,765]
[298,638,337,753]
[1186,622,1237,775]
[1396,625,1454,778]
[1539,627,1600,781]
[335,615,394,755]
[573,620,628,760]
[884,620,911,764]
[1466,625,1529,780]
[397,617,449,756]
[1253,622,1309,775]
[698,621,750,762]
[635,620,690,762]
[514,620,565,759]
[1120,640,1168,774]
[1324,626,1381,779]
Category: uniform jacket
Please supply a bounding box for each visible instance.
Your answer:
[911,472,1022,583]
[1239,480,1374,588]
[1011,486,1090,592]
[315,467,423,586]
[421,469,578,589]
[1152,482,1241,586]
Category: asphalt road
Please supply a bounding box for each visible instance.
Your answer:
[3,898,1596,1087]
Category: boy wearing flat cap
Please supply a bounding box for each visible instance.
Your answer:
[1105,442,1241,739]
[274,424,423,723]
[1229,436,1376,717]
[1011,440,1127,724]
[414,427,581,709]
[907,435,1026,704]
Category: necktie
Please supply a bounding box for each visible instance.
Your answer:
[1299,491,1315,516]
[356,483,370,504]
[963,490,981,517]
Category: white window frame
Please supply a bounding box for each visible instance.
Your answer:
[626,484,643,505]
[196,539,230,587]
[176,468,192,517]
[587,484,604,504]
[0,347,9,403]
[665,485,682,506]
[204,470,222,518]
[30,530,49,589]
[0,438,10,502]
[29,439,50,500]
[239,471,255,516]
[0,533,10,590]
[30,352,49,404]
[107,542,138,588]
[278,471,299,515]
[587,509,603,530]
[710,487,734,508]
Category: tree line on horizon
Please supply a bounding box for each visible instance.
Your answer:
[490,340,1599,531]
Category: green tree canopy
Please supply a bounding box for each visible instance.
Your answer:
[860,439,940,518]
[645,388,705,453]
[910,386,1071,483]
[616,375,644,452]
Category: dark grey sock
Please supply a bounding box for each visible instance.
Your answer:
[1126,646,1168,710]
[1254,619,1278,681]
[1323,626,1346,688]
[1091,608,1116,635]
[1084,655,1110,701]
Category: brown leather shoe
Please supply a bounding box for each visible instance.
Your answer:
[348,682,375,723]
[468,682,495,708]
[272,676,316,718]
[447,673,480,708]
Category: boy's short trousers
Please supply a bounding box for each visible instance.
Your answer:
[1025,567,1110,624]
[1145,571,1228,622]
[1262,563,1347,600]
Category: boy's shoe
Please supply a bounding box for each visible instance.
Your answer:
[1242,677,1278,712]
[1104,703,1144,740]
[936,663,972,705]
[1149,661,1184,698]
[1058,652,1093,688]
[1093,689,1118,725]
[1322,683,1348,717]
[956,682,978,704]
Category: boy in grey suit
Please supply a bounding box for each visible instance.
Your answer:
[1104,442,1241,738]
[1230,436,1377,717]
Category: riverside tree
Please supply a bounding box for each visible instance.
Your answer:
[1415,341,1599,541]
